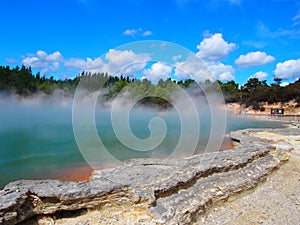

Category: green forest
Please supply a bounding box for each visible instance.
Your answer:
[0,65,299,110]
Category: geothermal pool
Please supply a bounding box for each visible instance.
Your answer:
[0,99,284,188]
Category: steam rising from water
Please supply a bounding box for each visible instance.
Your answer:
[0,92,73,128]
[0,90,284,188]
[72,74,228,170]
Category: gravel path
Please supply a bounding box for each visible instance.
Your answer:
[199,130,300,225]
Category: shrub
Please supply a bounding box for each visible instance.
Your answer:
[259,106,265,112]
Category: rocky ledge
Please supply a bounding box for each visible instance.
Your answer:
[1,128,297,225]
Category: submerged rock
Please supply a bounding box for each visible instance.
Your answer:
[0,128,294,225]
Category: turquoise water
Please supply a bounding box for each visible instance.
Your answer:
[0,101,284,189]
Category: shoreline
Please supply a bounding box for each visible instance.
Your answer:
[236,113,300,123]
[226,102,300,123]
[226,100,300,114]
[0,136,239,189]
[1,126,299,224]
[47,136,235,184]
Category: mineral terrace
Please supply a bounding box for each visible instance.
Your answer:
[1,127,299,225]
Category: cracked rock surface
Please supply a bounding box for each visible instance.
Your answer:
[0,128,297,225]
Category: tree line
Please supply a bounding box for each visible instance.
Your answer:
[219,77,300,110]
[0,65,299,109]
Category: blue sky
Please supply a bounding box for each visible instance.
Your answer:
[1,0,300,85]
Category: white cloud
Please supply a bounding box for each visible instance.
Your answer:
[123,28,153,38]
[22,50,63,74]
[257,21,300,39]
[196,33,236,61]
[64,58,89,69]
[174,54,234,81]
[105,49,150,74]
[235,51,275,68]
[174,55,211,81]
[60,72,73,80]
[37,50,62,61]
[274,59,300,80]
[114,63,148,77]
[5,58,18,64]
[207,62,235,81]
[172,54,182,61]
[64,57,104,70]
[202,30,213,38]
[142,30,153,36]
[280,82,290,87]
[292,10,300,26]
[174,33,235,81]
[142,62,173,82]
[293,11,300,21]
[250,71,268,80]
[64,49,151,76]
[123,28,140,37]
